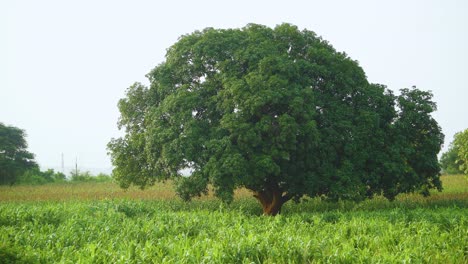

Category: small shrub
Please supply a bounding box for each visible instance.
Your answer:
[70,171,113,183]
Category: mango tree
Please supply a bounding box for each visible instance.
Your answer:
[108,24,444,215]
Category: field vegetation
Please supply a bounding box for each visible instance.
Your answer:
[0,175,467,263]
[2,23,467,264]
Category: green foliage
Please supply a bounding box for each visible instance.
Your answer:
[70,170,113,183]
[95,173,113,182]
[0,242,34,264]
[108,23,444,213]
[16,168,66,185]
[440,139,465,175]
[70,170,93,182]
[386,88,444,198]
[453,129,468,174]
[0,122,38,185]
[17,168,51,185]
[11,168,112,185]
[0,200,466,263]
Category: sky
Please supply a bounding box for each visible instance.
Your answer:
[2,0,467,174]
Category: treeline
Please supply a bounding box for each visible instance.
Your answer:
[1,122,113,185]
[15,168,113,185]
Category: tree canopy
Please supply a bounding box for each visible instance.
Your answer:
[447,129,468,174]
[0,123,38,185]
[454,130,468,174]
[440,140,464,175]
[108,24,444,215]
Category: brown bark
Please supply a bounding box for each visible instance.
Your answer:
[252,184,292,216]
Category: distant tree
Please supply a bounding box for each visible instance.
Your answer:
[17,168,49,185]
[95,173,113,182]
[0,123,38,185]
[16,168,67,185]
[48,169,66,182]
[452,129,468,174]
[108,24,444,215]
[440,143,464,175]
[68,170,112,183]
[70,170,93,182]
[40,168,66,182]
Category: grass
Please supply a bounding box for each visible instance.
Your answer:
[0,181,179,202]
[0,180,256,202]
[0,175,466,263]
[0,175,466,203]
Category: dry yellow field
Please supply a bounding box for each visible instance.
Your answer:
[0,175,466,203]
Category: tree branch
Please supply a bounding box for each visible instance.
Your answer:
[281,193,293,203]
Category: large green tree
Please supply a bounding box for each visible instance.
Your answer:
[0,123,38,185]
[108,24,444,215]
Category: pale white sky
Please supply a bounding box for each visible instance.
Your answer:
[2,0,467,173]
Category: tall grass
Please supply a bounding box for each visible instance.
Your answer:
[0,175,466,263]
[0,200,466,263]
[0,175,466,203]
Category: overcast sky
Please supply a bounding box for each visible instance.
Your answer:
[2,0,467,173]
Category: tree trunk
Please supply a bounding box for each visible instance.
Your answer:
[253,184,291,216]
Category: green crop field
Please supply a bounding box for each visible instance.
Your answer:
[0,175,467,263]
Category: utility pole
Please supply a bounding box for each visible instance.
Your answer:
[61,153,64,174]
[75,157,78,177]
